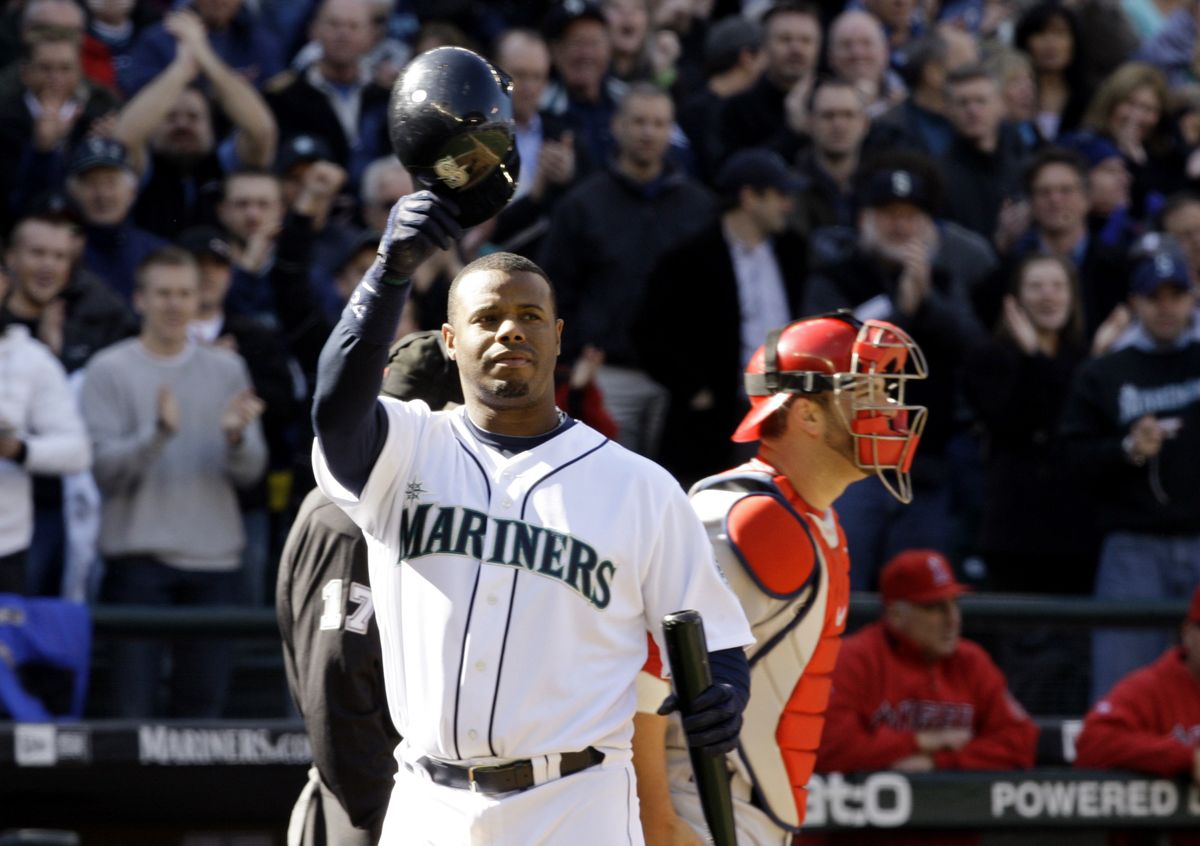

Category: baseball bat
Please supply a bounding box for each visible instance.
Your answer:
[662,610,739,846]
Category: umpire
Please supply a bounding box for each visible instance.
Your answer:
[278,332,461,845]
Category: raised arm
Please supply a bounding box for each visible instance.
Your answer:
[112,44,200,176]
[311,192,461,496]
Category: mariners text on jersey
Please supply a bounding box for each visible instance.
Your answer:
[398,501,616,608]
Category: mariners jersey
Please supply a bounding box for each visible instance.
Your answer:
[667,459,851,832]
[1075,646,1200,777]
[313,400,753,764]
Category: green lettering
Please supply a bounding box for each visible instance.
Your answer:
[591,560,615,609]
[510,522,543,570]
[537,531,567,579]
[565,540,598,597]
[422,507,456,555]
[488,519,515,564]
[399,503,431,559]
[453,509,488,558]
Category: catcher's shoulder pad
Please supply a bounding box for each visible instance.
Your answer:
[727,492,818,598]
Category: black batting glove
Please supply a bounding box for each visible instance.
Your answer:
[657,682,747,755]
[373,191,463,282]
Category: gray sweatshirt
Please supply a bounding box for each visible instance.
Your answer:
[80,339,267,571]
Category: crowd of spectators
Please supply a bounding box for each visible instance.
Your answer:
[0,0,1197,775]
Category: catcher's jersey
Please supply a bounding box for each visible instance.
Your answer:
[313,399,753,764]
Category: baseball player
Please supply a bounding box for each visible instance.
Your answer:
[634,314,928,845]
[309,190,754,844]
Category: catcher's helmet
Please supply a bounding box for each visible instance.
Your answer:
[388,46,520,227]
[733,312,929,503]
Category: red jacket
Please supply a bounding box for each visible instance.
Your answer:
[815,622,1038,773]
[1075,646,1200,777]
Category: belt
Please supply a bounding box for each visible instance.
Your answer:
[415,747,605,795]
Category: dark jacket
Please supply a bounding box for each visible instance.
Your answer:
[718,74,793,159]
[80,221,170,303]
[939,123,1031,241]
[539,164,716,364]
[634,221,808,484]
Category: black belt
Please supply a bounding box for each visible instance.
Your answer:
[415,747,605,795]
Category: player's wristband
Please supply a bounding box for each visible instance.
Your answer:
[342,261,411,347]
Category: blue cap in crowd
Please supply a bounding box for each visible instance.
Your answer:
[1061,132,1123,169]
[1131,245,1191,296]
[68,137,131,177]
[714,148,802,194]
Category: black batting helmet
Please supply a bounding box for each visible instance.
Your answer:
[388,46,521,227]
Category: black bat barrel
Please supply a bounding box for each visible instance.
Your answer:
[662,610,739,846]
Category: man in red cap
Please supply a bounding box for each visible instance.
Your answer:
[1075,586,1200,801]
[815,548,1038,778]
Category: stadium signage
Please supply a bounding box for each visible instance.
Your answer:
[991,778,1200,821]
[137,725,311,765]
[805,772,913,827]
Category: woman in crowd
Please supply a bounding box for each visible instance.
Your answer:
[1013,2,1089,141]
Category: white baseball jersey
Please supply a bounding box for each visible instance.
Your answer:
[313,399,753,765]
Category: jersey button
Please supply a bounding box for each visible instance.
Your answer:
[474,660,486,672]
[500,497,513,508]
[486,594,498,605]
[468,729,478,740]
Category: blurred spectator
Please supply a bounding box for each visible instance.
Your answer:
[674,14,764,183]
[179,226,297,605]
[984,46,1042,149]
[963,252,1098,714]
[0,264,91,594]
[826,10,905,119]
[0,27,121,229]
[215,167,284,319]
[1060,131,1140,254]
[983,147,1134,344]
[1,213,135,597]
[1139,0,1200,87]
[491,27,588,258]
[83,0,159,90]
[0,212,136,375]
[1081,62,1180,221]
[1013,2,1089,141]
[791,78,869,233]
[80,247,267,717]
[719,1,821,156]
[939,64,1032,242]
[1162,191,1200,278]
[1075,585,1200,844]
[112,8,278,239]
[806,155,985,586]
[814,549,1038,844]
[964,252,1097,593]
[120,0,284,96]
[0,0,86,83]
[634,148,807,485]
[602,0,656,84]
[263,0,390,193]
[541,0,624,168]
[358,156,411,234]
[540,82,715,457]
[863,33,962,158]
[1061,242,1200,705]
[66,136,170,303]
[860,0,923,60]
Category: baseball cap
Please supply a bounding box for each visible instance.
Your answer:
[880,549,969,605]
[715,148,802,194]
[542,0,606,41]
[177,226,233,264]
[704,15,762,74]
[276,134,333,175]
[381,330,464,408]
[858,167,935,215]
[1130,244,1191,297]
[68,136,132,177]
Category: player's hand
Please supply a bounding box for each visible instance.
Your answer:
[376,191,463,280]
[156,386,181,435]
[657,683,746,755]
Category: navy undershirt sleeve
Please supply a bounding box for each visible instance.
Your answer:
[311,269,410,497]
[708,646,750,705]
